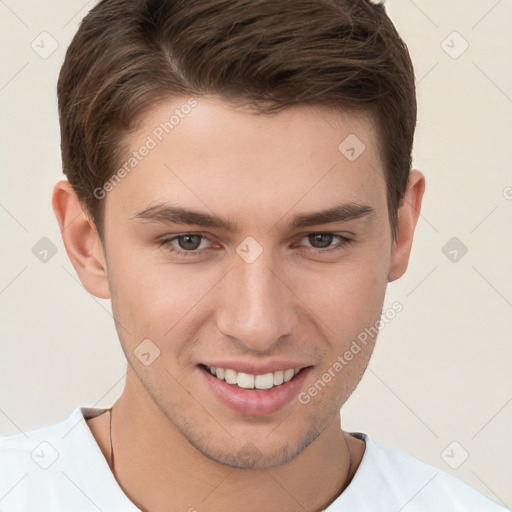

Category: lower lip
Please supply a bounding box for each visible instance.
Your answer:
[199,366,311,416]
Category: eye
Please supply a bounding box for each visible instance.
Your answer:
[159,232,354,258]
[160,234,213,256]
[298,232,354,252]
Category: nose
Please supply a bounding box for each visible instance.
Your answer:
[215,249,299,353]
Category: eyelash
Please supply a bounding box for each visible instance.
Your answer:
[159,233,354,257]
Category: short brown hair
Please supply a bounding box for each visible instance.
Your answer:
[58,0,416,241]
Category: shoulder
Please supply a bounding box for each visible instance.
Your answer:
[0,412,70,469]
[330,433,509,512]
[0,406,117,511]
[0,411,71,509]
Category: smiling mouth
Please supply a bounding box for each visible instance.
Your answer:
[202,365,304,391]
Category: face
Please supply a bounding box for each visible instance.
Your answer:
[101,96,393,468]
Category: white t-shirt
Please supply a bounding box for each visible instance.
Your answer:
[0,406,508,511]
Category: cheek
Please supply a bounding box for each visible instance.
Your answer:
[111,255,222,343]
[295,255,388,336]
[108,231,389,350]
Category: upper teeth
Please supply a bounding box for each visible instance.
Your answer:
[208,366,301,390]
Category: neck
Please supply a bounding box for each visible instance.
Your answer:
[105,377,361,512]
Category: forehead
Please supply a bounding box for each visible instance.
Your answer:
[131,96,381,164]
[104,95,386,230]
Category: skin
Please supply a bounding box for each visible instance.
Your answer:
[52,95,425,512]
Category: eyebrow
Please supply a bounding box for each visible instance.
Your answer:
[132,201,375,231]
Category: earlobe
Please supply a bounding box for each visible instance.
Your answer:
[388,170,426,283]
[52,179,111,299]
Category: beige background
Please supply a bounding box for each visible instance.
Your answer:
[1,0,511,507]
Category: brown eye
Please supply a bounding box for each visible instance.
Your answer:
[298,232,354,254]
[176,234,203,250]
[307,233,335,249]
[160,233,212,256]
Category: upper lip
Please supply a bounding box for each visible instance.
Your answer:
[201,361,312,375]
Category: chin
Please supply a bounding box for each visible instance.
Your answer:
[187,423,323,469]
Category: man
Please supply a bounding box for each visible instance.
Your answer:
[0,0,507,510]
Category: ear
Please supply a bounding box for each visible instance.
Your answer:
[388,170,426,282]
[52,179,110,299]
